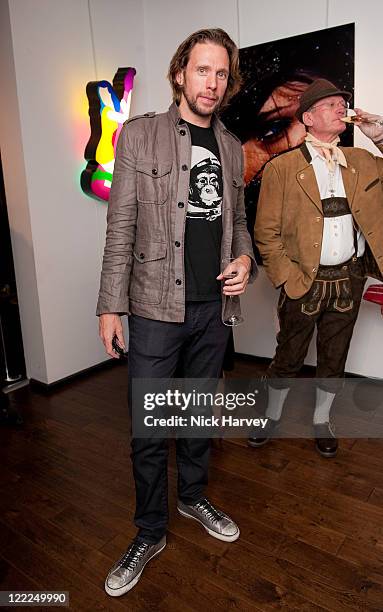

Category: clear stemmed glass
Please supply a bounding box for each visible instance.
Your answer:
[221,257,244,327]
[343,108,383,127]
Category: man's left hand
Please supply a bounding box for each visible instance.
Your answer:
[354,107,383,143]
[217,255,251,296]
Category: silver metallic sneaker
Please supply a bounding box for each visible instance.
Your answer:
[177,498,239,542]
[105,536,166,597]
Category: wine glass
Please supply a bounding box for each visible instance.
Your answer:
[343,107,383,126]
[221,257,244,327]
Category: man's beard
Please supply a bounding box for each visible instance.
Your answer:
[183,88,221,117]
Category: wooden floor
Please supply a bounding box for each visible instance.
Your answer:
[1,359,383,611]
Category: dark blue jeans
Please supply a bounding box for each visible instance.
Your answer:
[128,301,230,544]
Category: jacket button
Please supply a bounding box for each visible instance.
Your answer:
[175,241,180,247]
[175,279,182,285]
[314,243,319,248]
[182,164,188,171]
[152,168,158,175]
[316,217,321,222]
[139,253,144,259]
[312,267,317,273]
[178,202,184,208]
[180,129,186,136]
[351,167,356,173]
[300,173,305,179]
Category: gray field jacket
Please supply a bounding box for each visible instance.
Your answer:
[96,102,256,322]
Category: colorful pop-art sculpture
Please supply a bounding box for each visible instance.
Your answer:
[81,67,136,202]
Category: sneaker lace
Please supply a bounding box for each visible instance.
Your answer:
[195,498,225,524]
[120,541,149,571]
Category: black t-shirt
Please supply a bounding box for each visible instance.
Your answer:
[184,121,223,301]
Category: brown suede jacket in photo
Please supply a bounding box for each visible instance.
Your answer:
[255,142,383,299]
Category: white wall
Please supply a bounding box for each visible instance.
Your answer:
[1,0,147,383]
[1,0,382,382]
[0,0,47,381]
[142,0,238,112]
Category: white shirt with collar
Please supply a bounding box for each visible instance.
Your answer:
[306,141,365,265]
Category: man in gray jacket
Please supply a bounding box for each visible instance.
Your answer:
[97,28,256,597]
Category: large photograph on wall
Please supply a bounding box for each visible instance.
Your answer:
[222,23,355,261]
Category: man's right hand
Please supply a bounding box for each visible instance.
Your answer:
[99,313,125,359]
[354,107,383,143]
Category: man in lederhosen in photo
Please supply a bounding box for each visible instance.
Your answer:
[248,79,383,457]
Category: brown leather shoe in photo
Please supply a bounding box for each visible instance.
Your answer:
[247,417,280,448]
[314,422,338,458]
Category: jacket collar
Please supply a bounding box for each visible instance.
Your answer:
[298,142,359,209]
[297,143,322,212]
[168,101,183,126]
[300,141,312,163]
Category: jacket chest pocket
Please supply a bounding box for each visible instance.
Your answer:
[364,176,381,192]
[136,160,172,204]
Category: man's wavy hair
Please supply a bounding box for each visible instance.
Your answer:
[168,28,242,110]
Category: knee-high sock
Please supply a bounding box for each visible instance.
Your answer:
[265,386,289,421]
[313,388,336,425]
